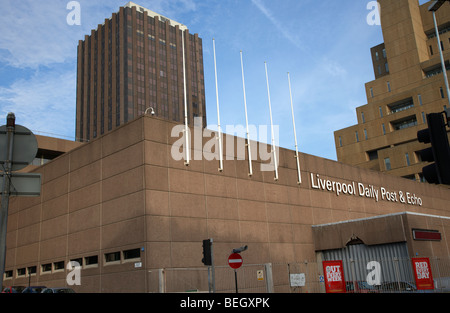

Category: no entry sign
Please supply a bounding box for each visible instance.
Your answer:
[228,253,243,269]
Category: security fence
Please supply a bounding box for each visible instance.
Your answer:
[151,256,450,293]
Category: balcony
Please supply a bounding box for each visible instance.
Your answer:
[390,115,418,131]
[387,98,414,115]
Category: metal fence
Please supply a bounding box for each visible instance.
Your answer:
[152,256,450,293]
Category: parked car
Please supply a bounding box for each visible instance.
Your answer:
[2,286,26,293]
[41,287,76,294]
[345,281,379,293]
[378,281,417,293]
[22,286,47,293]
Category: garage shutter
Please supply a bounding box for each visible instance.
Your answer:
[322,242,414,284]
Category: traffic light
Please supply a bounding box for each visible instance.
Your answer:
[417,112,450,184]
[202,239,212,266]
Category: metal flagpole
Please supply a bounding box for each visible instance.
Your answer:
[240,51,253,176]
[182,29,190,166]
[213,38,224,172]
[287,72,302,184]
[264,62,279,181]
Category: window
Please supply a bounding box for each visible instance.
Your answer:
[17,268,26,277]
[422,112,426,124]
[382,48,386,58]
[364,129,368,140]
[70,258,82,267]
[4,270,13,279]
[85,255,99,267]
[387,81,391,92]
[425,63,450,78]
[41,263,52,273]
[382,123,386,135]
[418,94,423,106]
[27,266,37,275]
[405,153,411,166]
[379,106,383,117]
[375,51,379,61]
[384,158,391,171]
[367,150,378,161]
[355,131,359,143]
[385,62,389,73]
[339,136,342,147]
[370,87,374,98]
[388,98,414,114]
[441,41,445,51]
[430,45,434,55]
[105,252,120,263]
[440,87,445,99]
[54,261,65,271]
[123,248,141,260]
[391,115,418,131]
[361,112,365,123]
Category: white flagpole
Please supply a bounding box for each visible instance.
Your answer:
[213,38,224,172]
[182,29,190,166]
[240,50,253,176]
[288,72,302,184]
[264,62,279,181]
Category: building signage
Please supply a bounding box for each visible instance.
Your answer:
[290,273,306,287]
[412,229,441,241]
[322,260,346,293]
[412,258,434,290]
[310,173,422,206]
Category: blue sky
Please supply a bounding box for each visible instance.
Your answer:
[0,0,430,161]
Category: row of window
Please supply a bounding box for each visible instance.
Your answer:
[369,67,449,99]
[383,152,412,171]
[339,103,449,148]
[3,248,141,280]
[374,48,387,61]
[429,37,450,56]
[363,88,446,124]
[369,151,424,177]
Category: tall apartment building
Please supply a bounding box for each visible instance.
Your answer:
[334,0,450,182]
[76,2,206,142]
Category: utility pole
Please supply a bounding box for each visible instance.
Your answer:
[0,113,40,290]
[0,113,16,289]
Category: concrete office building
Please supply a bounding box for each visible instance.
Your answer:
[2,115,450,292]
[334,0,450,182]
[76,2,206,143]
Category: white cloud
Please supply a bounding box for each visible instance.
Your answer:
[0,1,73,68]
[0,68,76,140]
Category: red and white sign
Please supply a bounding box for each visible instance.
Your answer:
[322,260,346,293]
[412,257,434,290]
[228,253,243,269]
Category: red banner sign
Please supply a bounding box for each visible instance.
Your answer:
[412,258,434,290]
[323,260,346,293]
